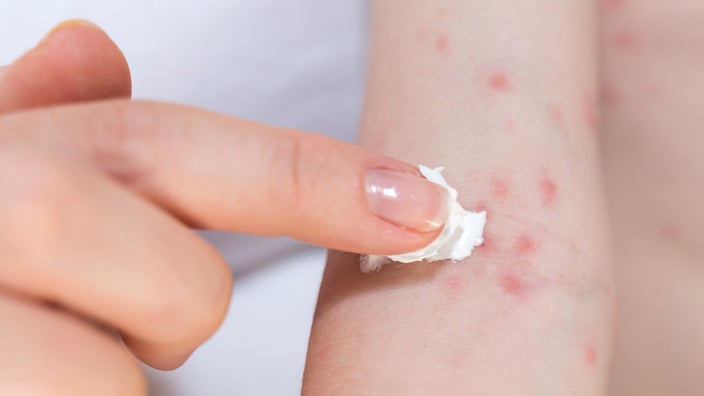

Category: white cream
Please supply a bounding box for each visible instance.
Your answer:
[360,166,487,273]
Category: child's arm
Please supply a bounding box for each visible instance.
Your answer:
[303,1,612,394]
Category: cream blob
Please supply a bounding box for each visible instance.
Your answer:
[360,166,487,273]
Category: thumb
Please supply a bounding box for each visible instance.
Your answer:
[0,20,131,115]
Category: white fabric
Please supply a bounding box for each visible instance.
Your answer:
[0,1,369,394]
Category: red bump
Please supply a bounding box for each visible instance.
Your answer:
[613,29,638,50]
[584,344,598,366]
[489,72,510,92]
[600,85,619,104]
[490,177,510,199]
[659,223,682,243]
[540,174,558,207]
[416,29,428,42]
[500,272,527,297]
[478,233,495,254]
[471,201,489,213]
[515,235,536,255]
[434,34,450,56]
[584,98,599,132]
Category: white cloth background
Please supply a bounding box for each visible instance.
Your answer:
[0,1,369,394]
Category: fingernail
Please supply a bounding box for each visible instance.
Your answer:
[365,169,450,233]
[40,19,102,44]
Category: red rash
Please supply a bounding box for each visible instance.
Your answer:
[435,34,450,56]
[515,235,536,255]
[613,29,638,50]
[600,85,619,104]
[584,344,598,366]
[583,98,598,132]
[540,174,558,207]
[489,72,510,92]
[478,233,495,254]
[659,223,682,243]
[500,272,528,297]
[490,178,510,199]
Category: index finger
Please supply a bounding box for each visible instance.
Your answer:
[0,100,449,255]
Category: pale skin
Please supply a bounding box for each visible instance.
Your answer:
[601,0,704,394]
[2,1,703,394]
[304,0,612,395]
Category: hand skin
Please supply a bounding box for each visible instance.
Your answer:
[303,1,612,395]
[0,21,446,396]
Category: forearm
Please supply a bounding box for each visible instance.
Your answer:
[304,1,611,394]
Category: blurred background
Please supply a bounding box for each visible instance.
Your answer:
[0,0,370,394]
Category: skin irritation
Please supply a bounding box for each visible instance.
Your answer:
[583,97,599,132]
[515,235,537,256]
[499,271,530,299]
[540,172,559,207]
[490,176,511,200]
[434,34,450,57]
[659,222,683,243]
[583,344,598,366]
[489,72,510,92]
[612,28,638,51]
[600,85,618,105]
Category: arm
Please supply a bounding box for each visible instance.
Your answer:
[303,1,611,394]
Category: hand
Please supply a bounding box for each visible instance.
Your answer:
[0,21,448,395]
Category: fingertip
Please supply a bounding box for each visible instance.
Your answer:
[123,337,194,371]
[0,19,132,113]
[39,19,105,44]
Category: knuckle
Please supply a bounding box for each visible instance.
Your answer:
[89,101,154,184]
[268,132,307,225]
[141,245,233,347]
[0,145,77,255]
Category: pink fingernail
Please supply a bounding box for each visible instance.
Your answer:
[365,169,449,233]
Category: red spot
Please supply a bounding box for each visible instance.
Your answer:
[437,8,449,18]
[490,177,510,200]
[478,233,495,254]
[515,235,536,255]
[440,275,465,301]
[583,98,599,132]
[600,85,619,104]
[434,34,450,56]
[500,272,528,297]
[613,29,638,50]
[471,201,489,213]
[584,344,598,366]
[549,104,564,123]
[659,223,682,243]
[540,174,558,207]
[416,29,428,41]
[489,72,510,92]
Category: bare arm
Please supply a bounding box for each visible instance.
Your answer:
[303,1,611,394]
